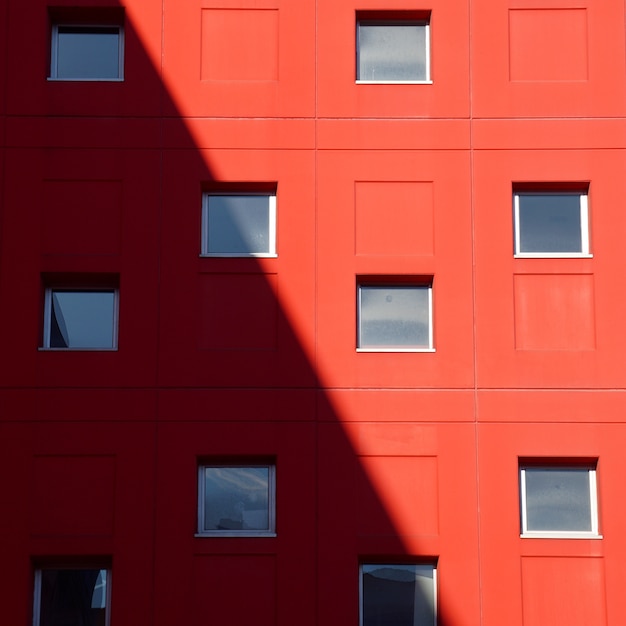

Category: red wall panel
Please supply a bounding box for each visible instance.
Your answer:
[474,148,626,388]
[317,0,470,118]
[161,0,315,118]
[471,0,626,118]
[317,149,474,388]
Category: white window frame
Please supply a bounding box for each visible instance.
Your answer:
[514,191,591,258]
[33,567,112,626]
[357,283,434,352]
[49,23,125,81]
[359,563,437,626]
[201,192,277,258]
[520,465,601,539]
[196,464,277,538]
[42,288,119,351]
[356,19,432,84]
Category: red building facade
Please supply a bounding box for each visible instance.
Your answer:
[1,0,626,624]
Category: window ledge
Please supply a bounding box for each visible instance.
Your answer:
[200,253,278,259]
[39,347,118,352]
[195,532,277,538]
[356,79,433,85]
[47,77,124,82]
[357,347,435,353]
[521,532,602,539]
[514,253,593,259]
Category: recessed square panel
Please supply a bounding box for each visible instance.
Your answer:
[521,557,607,626]
[199,274,277,351]
[201,9,278,81]
[355,181,434,256]
[514,274,595,351]
[42,181,122,255]
[193,555,276,624]
[357,456,439,536]
[31,455,116,535]
[509,9,588,82]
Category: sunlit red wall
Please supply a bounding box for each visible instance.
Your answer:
[2,0,626,625]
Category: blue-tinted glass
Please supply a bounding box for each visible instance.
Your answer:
[207,195,271,254]
[359,286,430,348]
[50,291,115,349]
[525,469,592,531]
[39,569,108,626]
[203,466,270,531]
[518,194,583,253]
[56,27,120,79]
[358,23,427,81]
[362,564,435,626]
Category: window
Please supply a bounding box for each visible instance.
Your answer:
[357,282,433,351]
[50,20,124,81]
[197,464,276,537]
[514,190,590,257]
[42,288,119,350]
[356,13,430,83]
[201,192,277,257]
[360,563,436,626]
[520,465,600,538]
[33,567,111,626]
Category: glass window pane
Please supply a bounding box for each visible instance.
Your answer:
[361,564,436,626]
[525,468,592,532]
[50,291,116,349]
[359,285,430,349]
[38,569,108,626]
[57,27,120,79]
[202,466,271,532]
[358,22,427,82]
[518,194,583,253]
[206,195,272,255]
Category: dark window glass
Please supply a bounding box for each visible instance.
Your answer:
[38,569,108,626]
[54,26,121,79]
[361,564,436,626]
[524,468,592,532]
[517,193,584,254]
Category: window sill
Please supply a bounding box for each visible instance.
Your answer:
[200,253,278,258]
[514,253,593,259]
[521,532,602,539]
[39,347,118,351]
[195,532,277,538]
[356,79,433,85]
[47,77,124,82]
[357,347,435,353]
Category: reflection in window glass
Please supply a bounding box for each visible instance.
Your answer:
[358,285,432,350]
[198,465,275,535]
[361,564,436,626]
[514,192,589,255]
[52,26,123,80]
[202,193,276,256]
[521,467,597,534]
[34,568,110,626]
[45,290,117,349]
[357,21,429,82]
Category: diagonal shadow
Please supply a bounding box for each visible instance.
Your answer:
[0,3,480,626]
